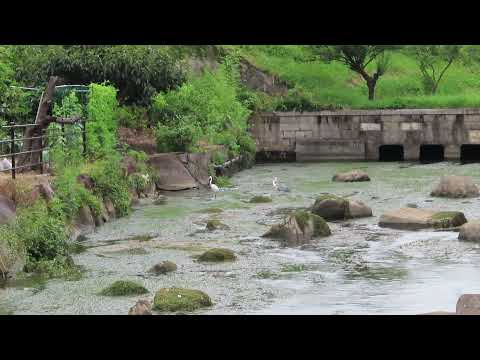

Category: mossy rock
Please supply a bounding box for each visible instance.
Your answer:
[100,280,148,296]
[198,248,236,262]
[153,287,213,312]
[263,210,331,246]
[206,219,230,231]
[148,260,177,275]
[249,195,272,203]
[294,210,331,237]
[430,211,467,229]
[310,194,350,220]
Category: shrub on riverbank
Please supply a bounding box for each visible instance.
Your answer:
[152,56,256,158]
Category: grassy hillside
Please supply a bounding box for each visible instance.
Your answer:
[227,45,480,110]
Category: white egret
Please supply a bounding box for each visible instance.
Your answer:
[272,177,290,192]
[209,176,220,198]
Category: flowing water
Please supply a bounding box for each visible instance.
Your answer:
[2,161,480,314]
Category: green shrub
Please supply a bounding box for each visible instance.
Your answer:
[88,154,131,217]
[15,202,69,264]
[86,83,119,158]
[117,105,150,129]
[152,57,254,156]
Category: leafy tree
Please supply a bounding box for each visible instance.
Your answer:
[409,45,462,95]
[308,45,399,100]
[7,45,187,106]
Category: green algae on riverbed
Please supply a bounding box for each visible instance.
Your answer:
[198,248,236,262]
[6,161,480,315]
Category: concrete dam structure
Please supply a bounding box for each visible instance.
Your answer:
[250,109,480,162]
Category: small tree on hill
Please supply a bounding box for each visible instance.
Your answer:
[409,45,462,95]
[308,45,399,100]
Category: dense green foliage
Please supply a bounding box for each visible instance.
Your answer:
[152,56,256,157]
[7,45,186,106]
[86,83,119,158]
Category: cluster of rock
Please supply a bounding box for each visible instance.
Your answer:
[126,247,238,315]
[261,193,373,246]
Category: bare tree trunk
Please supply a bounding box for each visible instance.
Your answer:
[367,78,377,101]
[17,76,82,172]
[17,76,59,171]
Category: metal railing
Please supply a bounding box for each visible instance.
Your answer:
[0,119,87,179]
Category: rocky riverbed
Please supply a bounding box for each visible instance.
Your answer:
[2,161,480,314]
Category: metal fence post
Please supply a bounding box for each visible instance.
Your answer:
[82,119,87,157]
[10,121,15,179]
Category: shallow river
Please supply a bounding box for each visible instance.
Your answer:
[2,161,480,315]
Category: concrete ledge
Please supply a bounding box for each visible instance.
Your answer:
[260,109,480,117]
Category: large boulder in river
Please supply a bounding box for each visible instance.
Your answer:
[430,176,479,198]
[0,194,15,225]
[148,154,197,191]
[310,194,372,220]
[262,210,331,246]
[348,199,373,219]
[458,221,480,242]
[148,260,177,275]
[332,170,370,182]
[379,208,467,230]
[456,294,480,315]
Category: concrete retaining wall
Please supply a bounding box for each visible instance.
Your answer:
[249,109,480,161]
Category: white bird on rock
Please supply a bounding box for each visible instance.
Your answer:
[272,177,290,192]
[209,176,220,198]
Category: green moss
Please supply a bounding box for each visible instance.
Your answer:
[198,248,236,262]
[255,271,280,279]
[148,260,177,275]
[315,194,345,202]
[130,234,155,242]
[206,219,229,231]
[293,210,310,232]
[100,280,148,296]
[312,214,331,237]
[249,195,272,203]
[292,210,331,237]
[430,211,467,229]
[153,287,213,312]
[197,207,224,214]
[281,264,308,272]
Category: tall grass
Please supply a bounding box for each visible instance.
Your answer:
[232,46,480,110]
